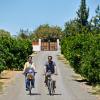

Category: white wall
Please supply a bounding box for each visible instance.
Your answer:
[32,45,41,51]
[57,39,60,50]
[32,39,41,51]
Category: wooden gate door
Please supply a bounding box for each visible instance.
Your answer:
[41,42,57,51]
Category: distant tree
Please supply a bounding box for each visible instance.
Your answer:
[0,29,11,36]
[76,0,89,26]
[90,5,100,32]
[64,19,79,37]
[29,33,38,41]
[33,24,63,41]
[18,29,30,39]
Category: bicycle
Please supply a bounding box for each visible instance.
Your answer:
[25,69,37,95]
[46,70,56,95]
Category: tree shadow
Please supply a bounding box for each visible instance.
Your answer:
[88,90,100,95]
[74,79,92,86]
[0,77,10,79]
[0,82,4,93]
[72,75,92,86]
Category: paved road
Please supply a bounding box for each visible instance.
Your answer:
[0,51,97,100]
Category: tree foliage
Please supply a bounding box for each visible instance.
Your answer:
[61,2,100,84]
[0,30,32,73]
[76,0,89,26]
[90,5,100,33]
[33,24,63,41]
[18,29,30,39]
[0,29,11,36]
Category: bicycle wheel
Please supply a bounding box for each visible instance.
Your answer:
[51,80,55,95]
[29,89,31,95]
[48,80,52,95]
[52,81,55,94]
[29,81,32,95]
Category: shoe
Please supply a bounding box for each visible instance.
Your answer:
[45,83,47,87]
[31,85,35,88]
[53,81,56,88]
[53,89,55,93]
[26,88,28,91]
[54,85,56,88]
[32,86,35,88]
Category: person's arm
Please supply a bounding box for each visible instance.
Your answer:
[54,65,58,75]
[54,62,58,75]
[32,63,36,71]
[23,62,27,74]
[43,66,46,74]
[43,62,47,75]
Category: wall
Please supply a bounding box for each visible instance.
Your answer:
[32,39,41,51]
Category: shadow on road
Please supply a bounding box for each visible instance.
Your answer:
[47,93,62,96]
[72,75,92,86]
[0,77,10,79]
[0,82,3,94]
[73,79,92,86]
[27,93,41,96]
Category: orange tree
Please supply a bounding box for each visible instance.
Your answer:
[0,30,32,73]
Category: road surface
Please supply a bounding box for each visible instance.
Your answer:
[0,51,97,100]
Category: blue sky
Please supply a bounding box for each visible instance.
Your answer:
[0,0,100,35]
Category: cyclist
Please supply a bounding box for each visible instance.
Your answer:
[23,56,36,90]
[44,56,58,88]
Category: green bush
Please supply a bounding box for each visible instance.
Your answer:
[61,33,100,84]
[0,35,32,73]
[0,58,5,74]
[81,34,100,83]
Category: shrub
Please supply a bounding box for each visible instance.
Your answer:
[0,35,32,72]
[61,33,100,83]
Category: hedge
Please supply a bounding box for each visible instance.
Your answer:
[0,36,32,73]
[61,33,100,84]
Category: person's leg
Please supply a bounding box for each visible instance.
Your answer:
[31,79,35,88]
[25,76,28,89]
[53,80,56,88]
[26,79,30,91]
[45,75,48,86]
[51,74,56,88]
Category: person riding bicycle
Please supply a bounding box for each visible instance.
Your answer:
[44,56,58,88]
[23,56,36,90]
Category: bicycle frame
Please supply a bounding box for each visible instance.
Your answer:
[46,72,55,95]
[26,78,34,95]
[26,71,37,95]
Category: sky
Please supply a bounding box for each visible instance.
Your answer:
[0,0,100,35]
